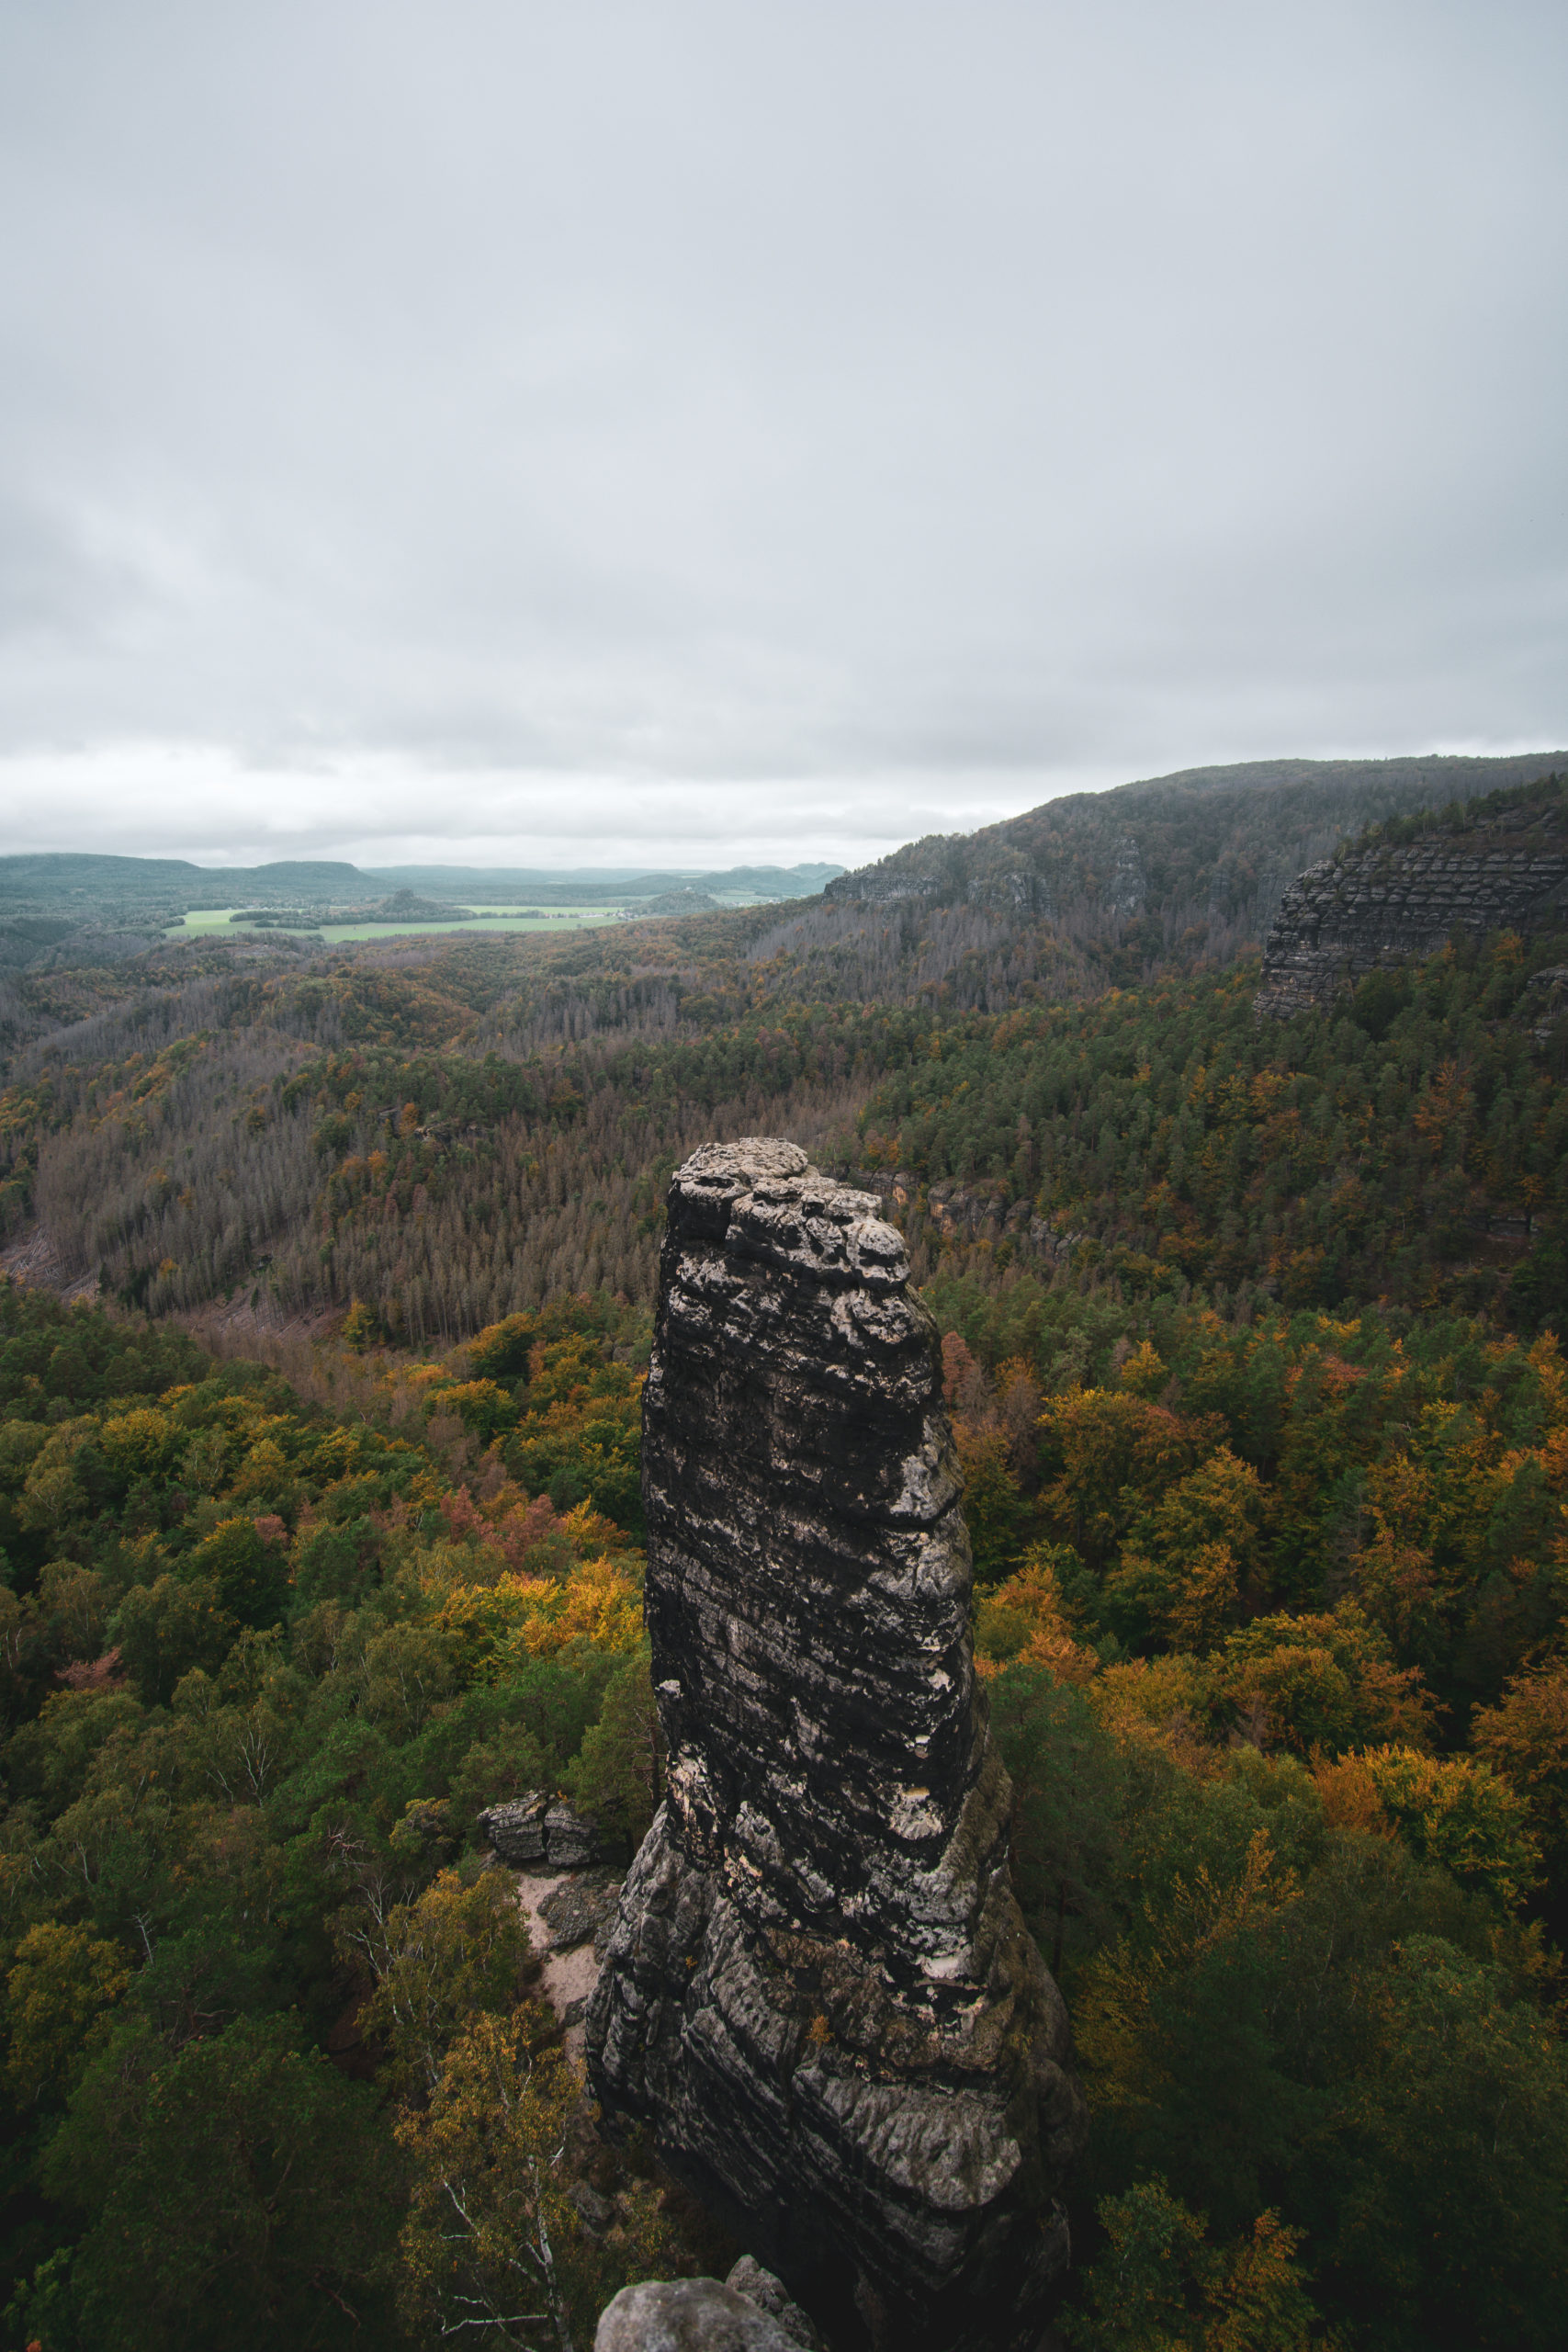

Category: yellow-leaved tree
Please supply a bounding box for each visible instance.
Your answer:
[397,2013,684,2352]
[397,2014,587,2352]
[352,1864,536,2095]
[1107,1444,1266,1652]
[1063,2177,1326,2351]
[6,1921,129,2107]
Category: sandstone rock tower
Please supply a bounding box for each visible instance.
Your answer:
[585,1140,1084,2352]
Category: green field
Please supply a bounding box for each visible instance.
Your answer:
[166,904,626,943]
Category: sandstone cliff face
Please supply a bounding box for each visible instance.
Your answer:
[586,1140,1084,2352]
[1255,791,1568,1018]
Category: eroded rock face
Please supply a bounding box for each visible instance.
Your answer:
[585,1140,1084,2352]
[477,1792,602,1869]
[1255,791,1568,1018]
[725,2257,823,2351]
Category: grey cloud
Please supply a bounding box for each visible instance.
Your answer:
[0,0,1563,868]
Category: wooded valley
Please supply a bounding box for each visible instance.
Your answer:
[0,770,1565,2350]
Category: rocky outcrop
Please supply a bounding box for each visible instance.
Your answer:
[595,2260,822,2349]
[724,2258,823,2350]
[820,833,1144,922]
[477,1792,602,1868]
[824,849,1046,914]
[539,1865,626,1955]
[595,2277,802,2352]
[585,1139,1085,2352]
[1528,964,1568,1046]
[1256,788,1568,1018]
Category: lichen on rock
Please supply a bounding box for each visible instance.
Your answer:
[585,1139,1085,2352]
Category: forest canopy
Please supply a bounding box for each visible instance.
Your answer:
[0,784,1565,2348]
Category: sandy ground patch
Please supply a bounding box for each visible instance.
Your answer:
[516,1868,618,2061]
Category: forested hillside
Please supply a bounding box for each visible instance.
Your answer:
[856,926,1568,1334]
[4,1202,1567,2345]
[827,750,1568,939]
[6,906,1564,1347]
[1,770,1567,2348]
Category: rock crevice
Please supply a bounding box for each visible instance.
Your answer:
[586,1139,1083,2352]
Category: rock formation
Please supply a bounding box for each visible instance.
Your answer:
[478,1792,602,1868]
[585,1139,1084,2352]
[1256,786,1568,1018]
[595,2276,803,2352]
[724,2257,824,2349]
[595,2261,823,2352]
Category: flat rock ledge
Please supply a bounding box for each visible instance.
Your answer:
[586,1140,1085,2352]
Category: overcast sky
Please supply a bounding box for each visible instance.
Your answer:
[1,1,1564,873]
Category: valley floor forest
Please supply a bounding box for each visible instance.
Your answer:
[0,786,1566,2351]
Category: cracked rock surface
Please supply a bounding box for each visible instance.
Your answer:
[539,1865,626,1954]
[478,1792,603,1867]
[586,1139,1084,2352]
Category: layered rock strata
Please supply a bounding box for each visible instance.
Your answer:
[585,1139,1084,2352]
[1256,790,1568,1018]
[478,1792,601,1868]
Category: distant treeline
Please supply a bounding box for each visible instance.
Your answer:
[4,913,1567,1354]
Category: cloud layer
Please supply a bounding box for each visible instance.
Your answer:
[2,1,1563,867]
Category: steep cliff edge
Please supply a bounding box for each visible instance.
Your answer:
[1255,781,1568,1018]
[585,1138,1084,2352]
[823,752,1567,938]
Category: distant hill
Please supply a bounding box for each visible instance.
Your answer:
[0,854,201,891]
[825,752,1568,945]
[0,854,372,915]
[0,853,843,926]
[0,852,844,962]
[636,888,720,916]
[361,865,659,895]
[363,862,841,904]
